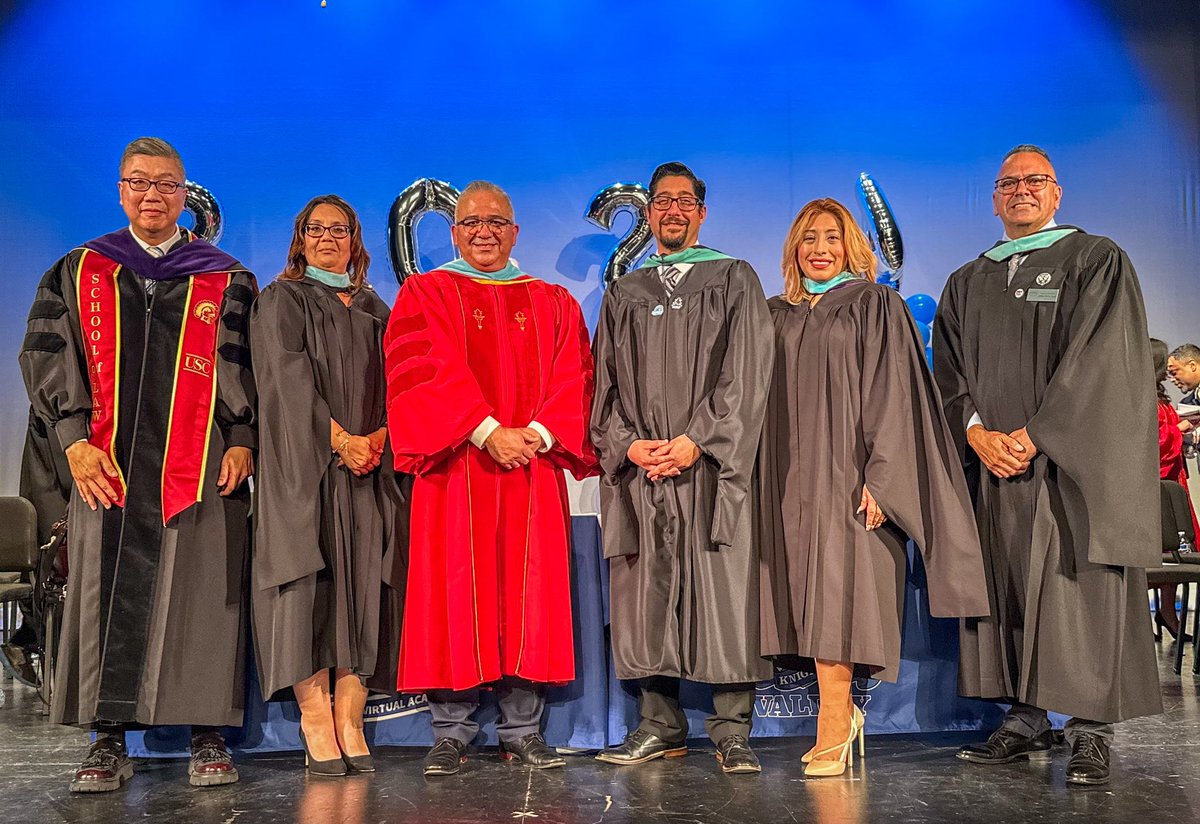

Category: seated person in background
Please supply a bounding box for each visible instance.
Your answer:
[1153,338,1200,639]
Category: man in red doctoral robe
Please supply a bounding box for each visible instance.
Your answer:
[384,180,598,776]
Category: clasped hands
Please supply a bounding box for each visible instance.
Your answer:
[334,426,386,476]
[626,435,702,482]
[483,426,544,470]
[967,424,1037,479]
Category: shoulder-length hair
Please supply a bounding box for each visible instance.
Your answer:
[279,194,370,293]
[780,198,877,305]
[1151,337,1170,403]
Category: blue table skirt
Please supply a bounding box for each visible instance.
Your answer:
[130,516,1015,757]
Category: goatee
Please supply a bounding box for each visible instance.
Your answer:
[660,229,688,251]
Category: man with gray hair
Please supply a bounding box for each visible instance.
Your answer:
[933,144,1161,786]
[383,181,598,775]
[19,137,257,791]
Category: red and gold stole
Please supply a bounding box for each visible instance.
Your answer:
[77,250,231,523]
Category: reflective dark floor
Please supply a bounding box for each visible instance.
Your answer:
[1,643,1197,824]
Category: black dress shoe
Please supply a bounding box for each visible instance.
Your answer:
[715,735,761,774]
[70,737,134,793]
[423,737,469,776]
[500,733,566,769]
[189,731,240,786]
[1065,733,1110,786]
[595,729,687,765]
[956,728,1054,764]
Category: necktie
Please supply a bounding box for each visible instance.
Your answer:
[1007,253,1025,287]
[144,245,163,296]
[661,265,683,297]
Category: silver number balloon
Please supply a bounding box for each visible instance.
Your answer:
[856,172,903,287]
[184,181,223,244]
[388,178,460,283]
[585,182,654,287]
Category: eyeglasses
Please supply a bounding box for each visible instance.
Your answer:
[994,174,1056,194]
[649,195,703,212]
[456,217,514,232]
[303,224,351,239]
[121,177,186,194]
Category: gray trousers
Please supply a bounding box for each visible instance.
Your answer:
[637,676,755,745]
[426,676,545,745]
[1001,702,1114,746]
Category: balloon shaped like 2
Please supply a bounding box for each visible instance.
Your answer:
[585,182,654,287]
[906,293,937,325]
[389,178,461,283]
[184,181,223,244]
[856,172,904,287]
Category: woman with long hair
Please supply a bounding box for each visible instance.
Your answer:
[757,198,988,776]
[250,195,406,775]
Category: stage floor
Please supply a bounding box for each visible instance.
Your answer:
[0,643,1196,824]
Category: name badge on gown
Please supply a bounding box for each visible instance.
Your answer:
[1026,288,1059,302]
[651,304,665,316]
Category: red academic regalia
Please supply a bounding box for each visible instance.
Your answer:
[1158,401,1200,538]
[384,270,598,692]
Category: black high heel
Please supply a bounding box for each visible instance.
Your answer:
[299,729,347,776]
[342,750,375,773]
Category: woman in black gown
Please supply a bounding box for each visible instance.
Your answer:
[250,195,405,775]
[757,198,987,777]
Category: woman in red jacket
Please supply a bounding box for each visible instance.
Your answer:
[1152,337,1198,639]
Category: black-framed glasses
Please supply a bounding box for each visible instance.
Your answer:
[456,217,514,232]
[121,177,185,194]
[649,195,703,212]
[994,174,1056,194]
[303,223,352,239]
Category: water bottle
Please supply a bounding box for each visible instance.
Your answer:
[1178,531,1193,555]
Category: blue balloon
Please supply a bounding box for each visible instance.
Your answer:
[925,344,934,369]
[906,293,937,325]
[915,320,931,346]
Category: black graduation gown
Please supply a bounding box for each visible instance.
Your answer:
[757,282,988,682]
[591,257,774,684]
[19,230,257,727]
[933,226,1162,722]
[249,279,407,699]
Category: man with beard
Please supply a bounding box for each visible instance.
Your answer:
[591,162,773,774]
[933,144,1161,786]
[19,137,256,791]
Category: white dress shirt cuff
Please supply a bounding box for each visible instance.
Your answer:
[967,412,984,431]
[469,416,501,449]
[528,421,555,453]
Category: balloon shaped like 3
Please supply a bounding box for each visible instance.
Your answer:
[389,178,461,283]
[184,181,223,245]
[585,182,654,287]
[856,172,903,287]
[906,293,937,325]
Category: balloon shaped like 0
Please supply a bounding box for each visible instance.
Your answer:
[906,293,937,325]
[184,181,223,245]
[388,178,461,283]
[856,172,903,285]
[585,182,654,287]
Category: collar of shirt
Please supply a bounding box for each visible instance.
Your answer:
[128,225,182,256]
[656,262,694,277]
[1001,218,1057,243]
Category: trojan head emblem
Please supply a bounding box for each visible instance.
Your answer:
[193,299,219,325]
